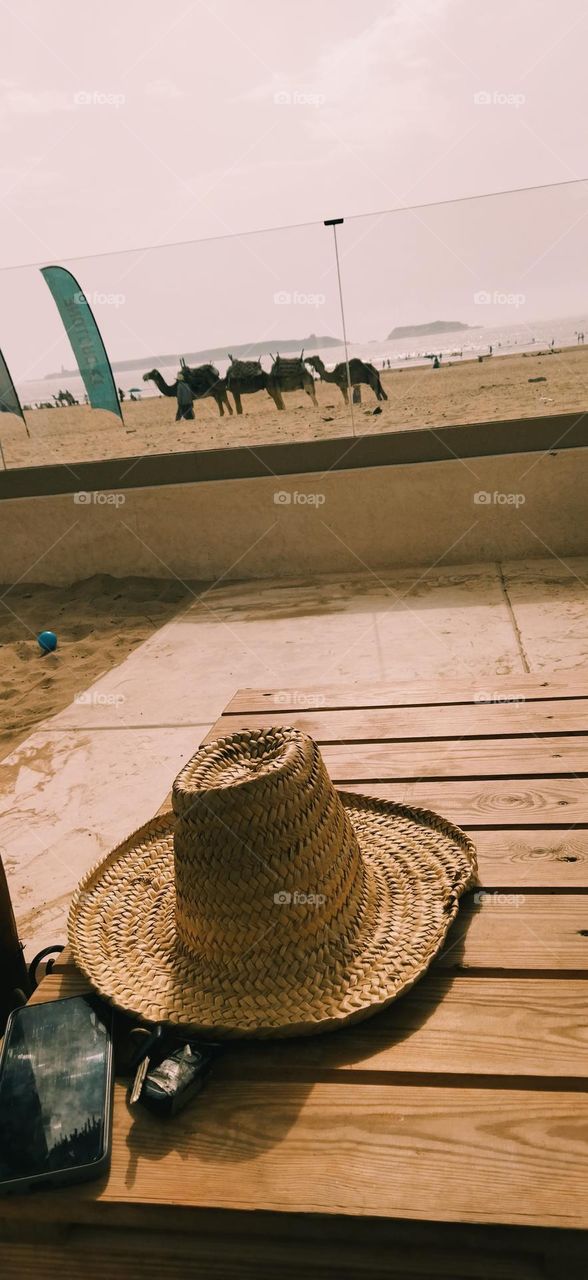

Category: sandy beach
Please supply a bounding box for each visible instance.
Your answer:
[2,345,587,470]
[0,575,191,761]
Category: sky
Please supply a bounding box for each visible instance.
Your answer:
[1,0,588,377]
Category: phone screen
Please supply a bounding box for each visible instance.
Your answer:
[0,996,112,1187]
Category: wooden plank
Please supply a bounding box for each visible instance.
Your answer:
[225,977,587,1081]
[472,829,588,887]
[437,893,588,971]
[226,674,588,713]
[28,971,587,1081]
[317,737,588,781]
[29,961,588,1078]
[0,1080,586,1230]
[28,968,89,1004]
[206,700,588,744]
[1,1216,585,1280]
[343,779,588,826]
[121,815,588,886]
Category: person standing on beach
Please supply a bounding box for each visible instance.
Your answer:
[176,371,195,421]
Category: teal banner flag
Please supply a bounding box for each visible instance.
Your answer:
[41,266,122,420]
[0,347,26,426]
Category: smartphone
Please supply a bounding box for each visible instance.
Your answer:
[0,995,114,1194]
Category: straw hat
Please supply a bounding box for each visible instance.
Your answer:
[68,728,477,1039]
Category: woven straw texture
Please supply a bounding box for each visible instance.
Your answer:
[68,728,477,1039]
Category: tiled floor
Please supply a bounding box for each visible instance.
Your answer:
[1,555,587,954]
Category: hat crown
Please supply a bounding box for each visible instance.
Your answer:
[172,728,368,966]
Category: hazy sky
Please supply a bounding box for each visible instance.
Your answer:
[1,0,588,376]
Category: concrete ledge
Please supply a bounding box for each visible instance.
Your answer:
[0,410,587,499]
[0,448,585,585]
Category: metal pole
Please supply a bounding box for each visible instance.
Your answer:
[324,218,355,437]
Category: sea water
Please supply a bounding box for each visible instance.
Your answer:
[16,313,588,407]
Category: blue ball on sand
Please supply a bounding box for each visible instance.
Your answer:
[38,630,58,654]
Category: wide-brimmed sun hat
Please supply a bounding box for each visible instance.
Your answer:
[68,728,477,1039]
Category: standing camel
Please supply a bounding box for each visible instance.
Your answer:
[270,352,317,407]
[142,366,232,417]
[178,358,233,416]
[305,355,388,404]
[225,355,284,414]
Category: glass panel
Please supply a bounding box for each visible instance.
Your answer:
[1,178,587,472]
[335,179,588,434]
[0,220,352,469]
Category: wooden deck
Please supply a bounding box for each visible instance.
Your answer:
[1,674,587,1277]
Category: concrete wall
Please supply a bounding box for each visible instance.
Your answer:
[0,448,585,585]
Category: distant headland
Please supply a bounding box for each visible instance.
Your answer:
[45,333,343,379]
[387,320,476,340]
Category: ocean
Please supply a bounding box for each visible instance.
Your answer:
[17,314,588,407]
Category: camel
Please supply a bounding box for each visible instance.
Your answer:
[305,355,388,404]
[179,358,232,416]
[270,351,317,407]
[54,388,78,406]
[142,365,232,417]
[225,355,284,414]
[143,369,179,404]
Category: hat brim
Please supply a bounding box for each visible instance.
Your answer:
[68,793,477,1039]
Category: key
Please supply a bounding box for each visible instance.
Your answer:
[130,1053,150,1105]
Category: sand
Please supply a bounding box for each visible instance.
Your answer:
[0,575,191,761]
[2,345,587,469]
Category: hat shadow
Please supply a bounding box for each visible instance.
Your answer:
[123,895,478,1181]
[230,889,478,1075]
[123,1070,315,1182]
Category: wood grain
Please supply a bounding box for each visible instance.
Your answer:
[2,1217,585,1280]
[1,1081,586,1231]
[226,675,588,713]
[205,700,588,744]
[471,829,588,887]
[343,778,588,825]
[437,893,588,971]
[317,737,588,781]
[28,971,588,1080]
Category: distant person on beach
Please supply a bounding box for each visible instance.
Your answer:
[432,355,440,369]
[176,371,195,421]
[488,345,493,356]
